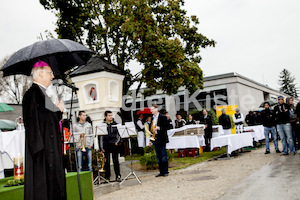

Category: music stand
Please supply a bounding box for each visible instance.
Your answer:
[93,123,111,185]
[117,122,142,185]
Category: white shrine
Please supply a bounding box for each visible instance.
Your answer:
[69,55,125,127]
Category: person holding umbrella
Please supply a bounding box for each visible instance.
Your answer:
[23,61,66,200]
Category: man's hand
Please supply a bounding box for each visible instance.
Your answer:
[80,133,85,137]
[100,150,105,154]
[88,146,92,149]
[149,142,152,147]
[115,142,118,146]
[154,127,159,132]
[56,99,65,112]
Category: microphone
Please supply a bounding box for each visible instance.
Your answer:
[52,79,79,91]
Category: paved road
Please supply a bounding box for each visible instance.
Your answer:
[219,152,300,200]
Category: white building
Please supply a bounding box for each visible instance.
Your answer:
[124,72,297,121]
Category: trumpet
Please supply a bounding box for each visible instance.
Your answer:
[98,152,105,172]
[79,134,86,152]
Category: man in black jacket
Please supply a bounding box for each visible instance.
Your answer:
[274,96,295,155]
[150,104,169,177]
[218,108,232,135]
[186,114,196,125]
[200,109,213,151]
[100,111,122,181]
[261,102,281,154]
[245,111,256,126]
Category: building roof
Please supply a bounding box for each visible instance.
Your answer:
[69,55,125,77]
[203,72,286,95]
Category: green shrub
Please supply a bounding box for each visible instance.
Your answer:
[144,145,155,154]
[140,152,158,169]
[140,148,173,169]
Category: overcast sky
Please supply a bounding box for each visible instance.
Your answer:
[1,0,300,91]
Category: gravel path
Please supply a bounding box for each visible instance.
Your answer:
[95,143,283,200]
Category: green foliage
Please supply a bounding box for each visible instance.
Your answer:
[140,152,158,169]
[144,145,155,154]
[278,69,298,98]
[189,109,218,125]
[40,0,215,95]
[140,146,173,169]
[6,178,24,186]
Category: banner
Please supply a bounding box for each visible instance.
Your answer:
[216,105,237,134]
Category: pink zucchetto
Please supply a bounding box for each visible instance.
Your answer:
[33,60,49,68]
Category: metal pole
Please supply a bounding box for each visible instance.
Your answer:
[69,89,82,200]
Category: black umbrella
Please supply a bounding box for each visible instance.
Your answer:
[259,99,278,108]
[1,39,93,77]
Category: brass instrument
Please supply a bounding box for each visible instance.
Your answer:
[98,152,105,172]
[80,134,86,152]
[150,122,157,142]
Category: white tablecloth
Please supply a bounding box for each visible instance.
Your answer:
[210,133,253,154]
[0,130,25,179]
[244,125,265,142]
[212,125,224,138]
[166,135,205,149]
[166,125,206,149]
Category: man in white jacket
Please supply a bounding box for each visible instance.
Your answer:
[232,108,244,134]
[73,111,93,171]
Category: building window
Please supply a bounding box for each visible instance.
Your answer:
[83,82,100,104]
[109,80,119,102]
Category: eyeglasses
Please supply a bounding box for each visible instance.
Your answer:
[45,71,54,76]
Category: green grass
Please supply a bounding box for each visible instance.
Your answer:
[170,147,226,170]
[125,147,227,171]
[125,154,143,161]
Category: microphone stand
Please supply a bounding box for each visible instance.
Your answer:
[68,87,83,200]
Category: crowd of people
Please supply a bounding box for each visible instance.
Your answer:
[136,109,214,152]
[218,96,300,155]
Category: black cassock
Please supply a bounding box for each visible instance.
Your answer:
[23,83,66,200]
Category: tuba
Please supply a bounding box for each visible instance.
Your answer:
[98,152,105,172]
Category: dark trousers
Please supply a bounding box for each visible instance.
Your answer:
[204,136,211,151]
[295,124,300,149]
[104,151,120,180]
[154,143,168,175]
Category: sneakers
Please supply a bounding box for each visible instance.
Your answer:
[116,175,121,182]
[276,150,281,153]
[265,150,270,154]
[155,174,163,177]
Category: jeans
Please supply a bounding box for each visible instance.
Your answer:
[235,124,243,134]
[264,126,279,151]
[277,123,295,154]
[154,143,169,175]
[76,148,93,172]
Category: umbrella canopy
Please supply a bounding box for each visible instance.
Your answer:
[0,103,15,112]
[136,108,152,115]
[0,119,16,131]
[2,39,93,77]
[259,99,278,108]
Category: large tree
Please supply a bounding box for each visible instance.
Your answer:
[278,68,298,98]
[0,56,32,104]
[40,0,215,95]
